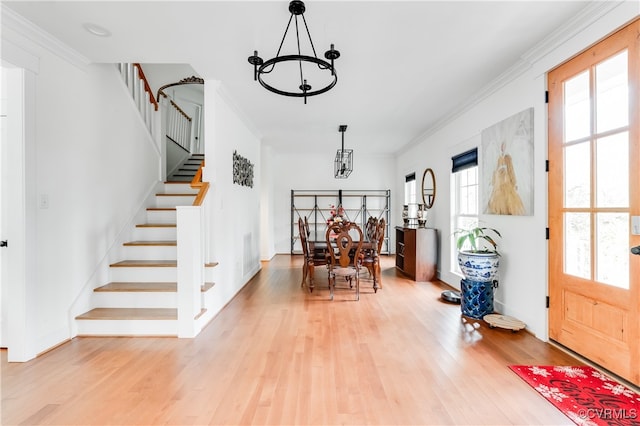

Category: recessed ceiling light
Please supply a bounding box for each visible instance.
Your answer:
[83,23,111,37]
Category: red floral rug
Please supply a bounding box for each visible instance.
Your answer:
[510,365,640,425]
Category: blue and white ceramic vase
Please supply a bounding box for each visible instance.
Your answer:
[457,251,499,282]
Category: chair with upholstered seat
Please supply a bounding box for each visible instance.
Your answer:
[361,217,385,292]
[298,217,329,292]
[326,221,364,301]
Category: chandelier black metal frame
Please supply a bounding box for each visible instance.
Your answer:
[248,0,340,104]
[334,125,352,179]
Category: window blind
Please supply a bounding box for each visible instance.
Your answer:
[451,148,478,173]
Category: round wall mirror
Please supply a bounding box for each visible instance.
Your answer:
[421,168,436,208]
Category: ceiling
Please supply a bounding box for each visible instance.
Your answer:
[3,1,594,155]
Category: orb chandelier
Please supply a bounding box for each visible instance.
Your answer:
[248,0,340,104]
[334,125,352,179]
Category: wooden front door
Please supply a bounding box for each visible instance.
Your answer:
[548,18,640,386]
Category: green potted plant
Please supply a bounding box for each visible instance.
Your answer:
[454,225,501,282]
[453,224,502,319]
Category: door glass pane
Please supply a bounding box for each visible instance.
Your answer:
[596,50,628,133]
[596,132,629,208]
[564,71,590,142]
[564,142,590,208]
[596,212,629,288]
[564,213,591,279]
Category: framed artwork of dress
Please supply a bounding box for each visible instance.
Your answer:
[481,107,534,216]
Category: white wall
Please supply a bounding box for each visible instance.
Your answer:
[396,2,639,340]
[270,151,396,254]
[260,145,276,260]
[204,84,262,309]
[2,23,161,355]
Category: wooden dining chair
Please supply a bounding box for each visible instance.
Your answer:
[304,216,327,256]
[326,221,364,301]
[362,217,384,293]
[298,217,328,293]
[361,217,385,292]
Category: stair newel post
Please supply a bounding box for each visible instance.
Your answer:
[176,206,204,337]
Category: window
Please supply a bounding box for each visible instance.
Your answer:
[451,148,479,273]
[404,172,417,218]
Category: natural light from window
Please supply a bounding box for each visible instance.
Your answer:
[451,166,479,274]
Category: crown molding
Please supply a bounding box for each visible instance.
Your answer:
[1,4,90,69]
[521,1,626,65]
[403,1,625,151]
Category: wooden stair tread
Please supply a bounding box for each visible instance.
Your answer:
[110,260,177,267]
[76,308,177,320]
[136,223,176,228]
[156,193,196,197]
[205,262,219,268]
[94,282,214,293]
[146,207,176,211]
[95,282,177,292]
[165,176,194,181]
[123,240,177,246]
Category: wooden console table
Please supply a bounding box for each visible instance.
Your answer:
[395,226,437,281]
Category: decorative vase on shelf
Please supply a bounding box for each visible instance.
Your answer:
[417,204,427,228]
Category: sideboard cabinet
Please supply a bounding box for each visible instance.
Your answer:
[395,226,437,281]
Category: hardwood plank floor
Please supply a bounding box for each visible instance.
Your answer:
[1,255,580,425]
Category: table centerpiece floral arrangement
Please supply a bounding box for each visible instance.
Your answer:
[327,204,347,226]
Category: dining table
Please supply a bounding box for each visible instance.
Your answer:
[307,228,377,259]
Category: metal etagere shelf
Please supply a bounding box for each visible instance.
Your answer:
[291,189,391,254]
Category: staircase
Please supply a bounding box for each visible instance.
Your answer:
[76,155,215,336]
[168,153,204,182]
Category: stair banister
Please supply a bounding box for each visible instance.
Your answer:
[117,63,159,140]
[176,205,204,338]
[191,160,209,206]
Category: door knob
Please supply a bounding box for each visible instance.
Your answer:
[0,240,7,248]
[631,245,640,255]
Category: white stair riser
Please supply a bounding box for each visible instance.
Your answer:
[93,292,177,308]
[163,183,199,194]
[110,267,177,282]
[204,271,215,284]
[122,245,176,260]
[146,210,176,224]
[155,195,196,208]
[76,319,177,336]
[132,227,177,240]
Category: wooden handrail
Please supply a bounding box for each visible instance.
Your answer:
[193,182,210,207]
[133,63,159,111]
[157,76,204,101]
[191,160,209,206]
[170,100,192,121]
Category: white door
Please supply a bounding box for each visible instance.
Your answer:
[0,66,7,348]
[1,64,31,360]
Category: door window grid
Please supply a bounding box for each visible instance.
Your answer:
[562,49,630,288]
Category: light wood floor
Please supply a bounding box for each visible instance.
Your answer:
[1,255,580,425]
